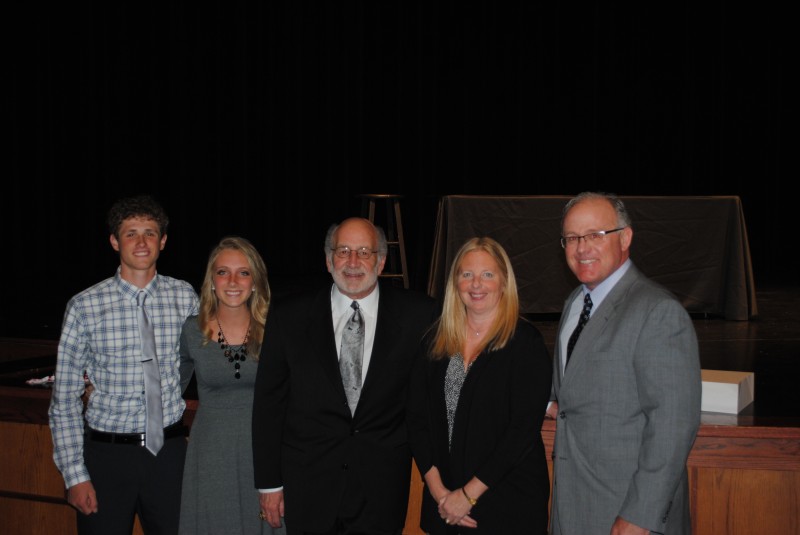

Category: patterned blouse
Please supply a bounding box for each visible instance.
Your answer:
[445,352,473,449]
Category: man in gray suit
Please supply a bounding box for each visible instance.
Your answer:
[547,192,701,535]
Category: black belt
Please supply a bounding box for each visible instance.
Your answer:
[87,421,186,446]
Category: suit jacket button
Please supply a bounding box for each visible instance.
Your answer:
[559,411,566,419]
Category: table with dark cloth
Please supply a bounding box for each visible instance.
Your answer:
[428,195,757,320]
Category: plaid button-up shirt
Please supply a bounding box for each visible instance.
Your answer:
[49,268,199,488]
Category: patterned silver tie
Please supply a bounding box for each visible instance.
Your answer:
[137,291,164,455]
[566,293,592,366]
[339,301,364,415]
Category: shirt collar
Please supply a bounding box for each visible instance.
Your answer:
[581,258,631,310]
[115,267,159,302]
[331,283,380,317]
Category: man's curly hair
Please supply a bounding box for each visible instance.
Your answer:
[107,195,169,238]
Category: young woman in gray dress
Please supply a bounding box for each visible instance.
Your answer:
[178,236,285,534]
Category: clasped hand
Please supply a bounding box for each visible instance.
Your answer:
[438,488,477,528]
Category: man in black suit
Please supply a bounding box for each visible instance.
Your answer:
[253,217,437,535]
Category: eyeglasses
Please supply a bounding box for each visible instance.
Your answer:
[560,227,625,248]
[331,246,378,259]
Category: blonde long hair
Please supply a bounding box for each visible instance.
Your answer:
[197,236,271,359]
[429,237,520,360]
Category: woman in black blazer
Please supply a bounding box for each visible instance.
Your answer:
[409,237,552,534]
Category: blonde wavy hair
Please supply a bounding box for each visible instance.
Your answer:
[197,236,271,359]
[429,236,520,360]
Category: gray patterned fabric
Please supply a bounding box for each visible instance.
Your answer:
[138,291,164,455]
[339,301,364,415]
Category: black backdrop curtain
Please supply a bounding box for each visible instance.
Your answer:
[7,3,786,338]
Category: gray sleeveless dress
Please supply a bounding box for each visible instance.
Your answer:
[178,317,286,535]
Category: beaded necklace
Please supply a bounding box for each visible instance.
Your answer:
[217,319,251,379]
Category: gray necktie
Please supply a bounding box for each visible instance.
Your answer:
[566,293,592,366]
[137,291,164,455]
[339,301,364,415]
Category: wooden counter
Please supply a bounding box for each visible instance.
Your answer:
[541,418,800,535]
[0,387,199,535]
[2,386,797,535]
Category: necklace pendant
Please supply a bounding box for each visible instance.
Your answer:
[217,319,251,380]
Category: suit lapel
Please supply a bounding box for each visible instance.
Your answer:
[564,265,641,378]
[555,287,583,386]
[308,288,347,397]
[359,285,398,401]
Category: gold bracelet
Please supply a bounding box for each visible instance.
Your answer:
[461,487,478,506]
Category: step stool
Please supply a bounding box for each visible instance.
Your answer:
[359,194,409,289]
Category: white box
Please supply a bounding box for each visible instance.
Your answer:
[701,370,755,414]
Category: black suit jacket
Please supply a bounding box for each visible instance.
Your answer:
[252,281,437,532]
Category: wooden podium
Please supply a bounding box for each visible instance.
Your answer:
[2,386,798,535]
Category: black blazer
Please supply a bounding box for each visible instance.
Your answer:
[409,318,552,534]
[252,281,437,533]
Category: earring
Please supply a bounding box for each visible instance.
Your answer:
[211,286,215,290]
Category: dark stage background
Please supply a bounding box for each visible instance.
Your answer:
[6,4,787,339]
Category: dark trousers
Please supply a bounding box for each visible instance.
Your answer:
[291,522,403,535]
[287,472,403,535]
[293,526,403,535]
[77,433,186,535]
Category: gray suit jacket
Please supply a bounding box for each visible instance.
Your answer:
[550,263,701,535]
